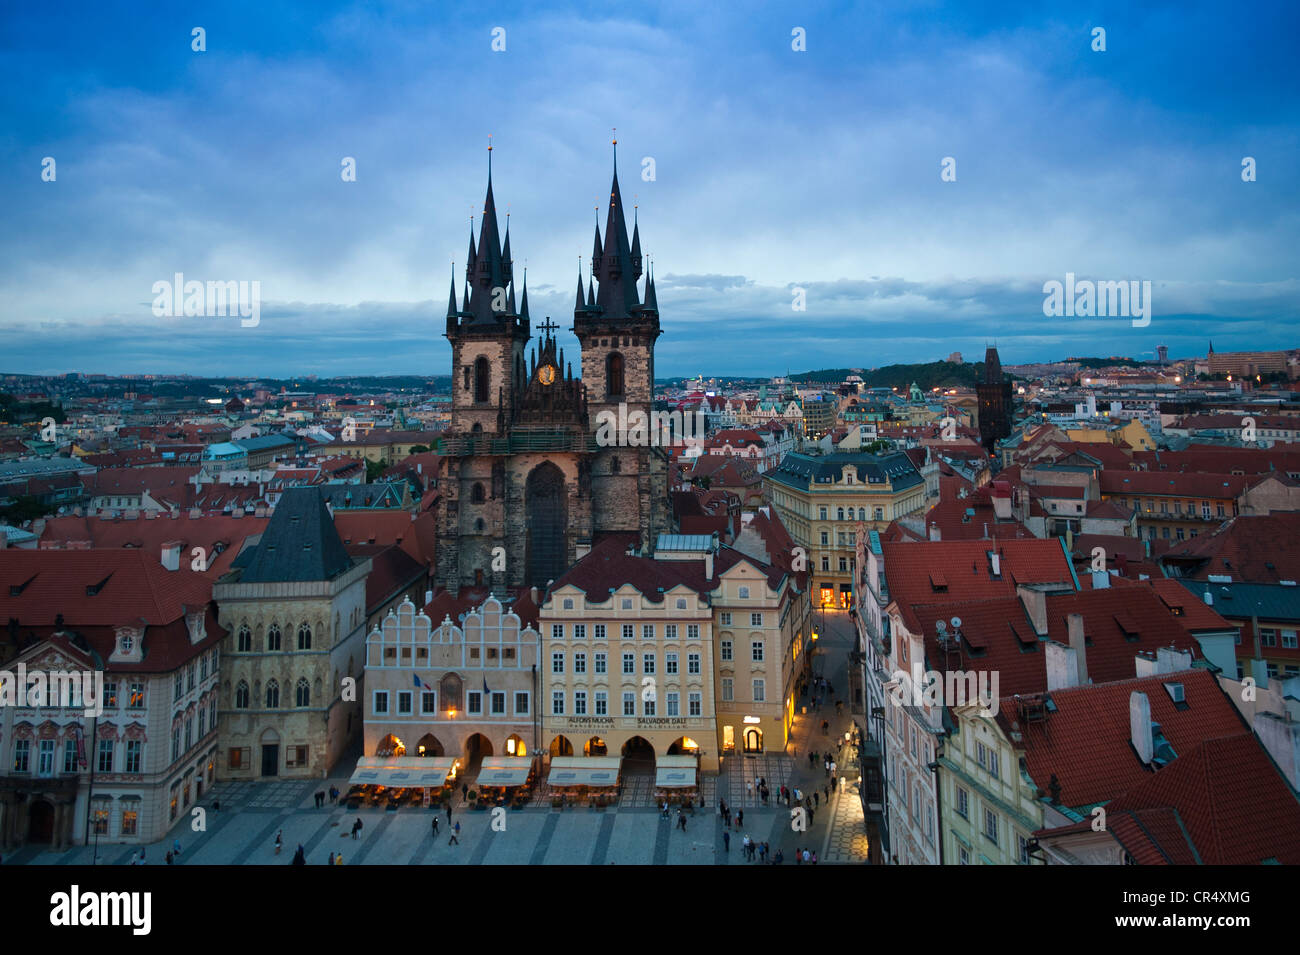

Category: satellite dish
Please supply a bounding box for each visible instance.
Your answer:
[950,616,963,629]
[935,620,947,634]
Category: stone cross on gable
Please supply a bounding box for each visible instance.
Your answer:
[538,317,559,339]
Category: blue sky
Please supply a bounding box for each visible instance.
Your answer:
[2,0,1298,377]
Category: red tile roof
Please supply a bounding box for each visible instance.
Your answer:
[1160,513,1300,582]
[1100,471,1250,499]
[999,669,1248,809]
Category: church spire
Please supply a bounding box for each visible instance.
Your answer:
[446,265,458,318]
[645,259,658,311]
[465,137,512,323]
[593,133,641,318]
[520,268,530,319]
[575,261,586,309]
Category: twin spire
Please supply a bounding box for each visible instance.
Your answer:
[448,138,656,331]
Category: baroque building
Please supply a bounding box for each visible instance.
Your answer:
[436,147,672,595]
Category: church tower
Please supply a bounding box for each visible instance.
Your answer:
[439,148,533,593]
[573,141,670,551]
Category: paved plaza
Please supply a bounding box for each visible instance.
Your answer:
[6,613,870,866]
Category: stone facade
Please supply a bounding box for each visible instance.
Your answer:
[214,562,371,780]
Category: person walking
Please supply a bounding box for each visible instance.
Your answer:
[275,829,284,853]
[814,791,819,808]
[172,838,182,857]
[445,802,452,824]
[824,784,830,802]
[449,820,461,845]
[165,850,173,865]
[831,760,837,779]
[794,846,803,865]
[432,816,440,837]
[334,852,343,865]
[802,848,811,864]
[736,808,744,828]
[723,830,730,853]
[679,814,688,833]
[292,844,305,865]
[327,852,335,866]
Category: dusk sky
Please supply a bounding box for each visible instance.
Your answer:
[3,1,1298,378]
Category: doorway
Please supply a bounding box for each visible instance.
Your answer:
[743,727,764,753]
[261,744,279,777]
[27,800,55,843]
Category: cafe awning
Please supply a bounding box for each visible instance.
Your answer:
[547,756,621,788]
[348,756,457,788]
[476,758,532,787]
[654,755,698,788]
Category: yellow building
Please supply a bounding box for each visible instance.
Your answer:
[765,451,926,609]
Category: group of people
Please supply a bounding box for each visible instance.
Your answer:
[164,838,182,865]
[314,787,340,808]
[716,799,745,830]
[745,775,772,805]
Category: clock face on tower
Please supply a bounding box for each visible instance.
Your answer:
[537,363,556,386]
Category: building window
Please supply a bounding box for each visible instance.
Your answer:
[97,738,114,773]
[287,746,308,768]
[665,624,678,640]
[474,356,490,403]
[229,747,249,770]
[120,808,138,836]
[265,680,280,709]
[238,625,252,652]
[62,739,77,774]
[13,739,30,774]
[563,598,574,610]
[1283,629,1298,649]
[467,691,483,715]
[1017,834,1031,865]
[676,598,687,610]
[753,678,766,702]
[818,507,827,520]
[984,809,999,845]
[595,691,607,715]
[738,586,750,599]
[1261,629,1277,648]
[298,623,312,650]
[574,691,588,716]
[688,653,700,675]
[958,846,970,865]
[643,696,656,717]
[821,556,830,572]
[606,352,625,399]
[721,678,734,702]
[594,652,607,674]
[665,653,678,674]
[689,691,702,716]
[594,624,607,640]
[266,624,282,651]
[574,652,587,674]
[623,653,635,674]
[623,692,636,716]
[396,690,412,714]
[622,624,634,640]
[373,690,389,714]
[514,692,529,715]
[820,531,829,546]
[235,680,249,708]
[720,612,732,626]
[573,624,586,640]
[551,623,563,640]
[666,692,680,717]
[956,786,969,819]
[721,640,733,661]
[552,651,565,673]
[551,691,564,716]
[752,640,764,662]
[643,653,656,674]
[643,624,655,640]
[421,691,437,714]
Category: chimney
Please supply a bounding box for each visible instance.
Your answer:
[424,588,433,605]
[1046,641,1080,691]
[1156,645,1192,673]
[1067,612,1088,683]
[928,523,940,541]
[992,493,1011,521]
[1129,691,1154,765]
[704,552,714,580]
[161,540,182,571]
[1018,584,1048,636]
[530,586,539,605]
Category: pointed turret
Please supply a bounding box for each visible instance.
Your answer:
[464,153,513,324]
[575,266,586,309]
[592,224,603,272]
[465,224,476,283]
[588,276,596,304]
[507,279,517,315]
[446,268,459,318]
[520,270,530,319]
[631,217,642,280]
[645,263,658,312]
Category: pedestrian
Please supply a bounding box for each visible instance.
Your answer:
[432,816,440,837]
[449,820,461,845]
[327,852,335,866]
[831,760,837,778]
[723,830,730,852]
[275,829,284,853]
[802,848,811,864]
[737,808,744,828]
[824,785,830,802]
[680,815,688,833]
[774,849,783,865]
[292,844,305,865]
[165,850,173,865]
[808,752,815,768]
[461,783,468,800]
[814,791,819,808]
[746,781,753,799]
[350,818,362,840]
[808,806,815,826]
[335,852,343,865]
[795,847,803,865]
[811,850,818,865]
[173,838,182,856]
[212,799,220,812]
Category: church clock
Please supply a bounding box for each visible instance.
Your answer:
[537,363,557,386]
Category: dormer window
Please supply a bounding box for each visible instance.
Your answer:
[120,635,133,654]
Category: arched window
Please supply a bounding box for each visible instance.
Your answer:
[858,508,866,521]
[265,680,280,709]
[296,679,310,707]
[297,623,312,650]
[266,624,281,651]
[837,507,844,521]
[471,482,485,504]
[237,624,251,652]
[235,681,249,708]
[606,353,625,399]
[474,357,490,403]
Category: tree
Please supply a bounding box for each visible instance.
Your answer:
[408,445,430,454]
[365,458,387,483]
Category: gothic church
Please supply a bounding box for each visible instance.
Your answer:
[435,147,672,594]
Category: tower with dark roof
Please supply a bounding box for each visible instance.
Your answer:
[436,145,672,596]
[977,345,1014,451]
